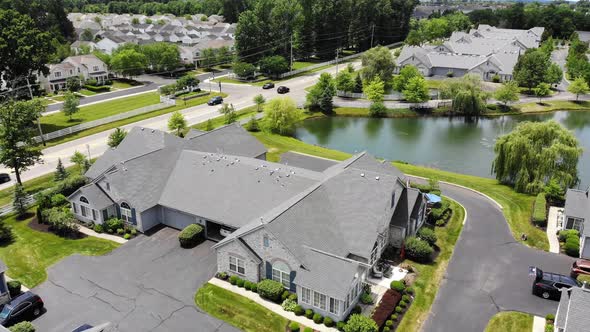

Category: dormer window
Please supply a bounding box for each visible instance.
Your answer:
[55,72,62,78]
[80,196,89,204]
[263,235,269,247]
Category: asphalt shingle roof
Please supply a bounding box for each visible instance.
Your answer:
[565,189,590,236]
[556,287,590,331]
[73,183,114,210]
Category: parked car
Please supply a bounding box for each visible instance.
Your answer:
[0,291,44,326]
[72,322,111,332]
[277,86,290,94]
[0,173,10,184]
[571,259,590,278]
[532,268,581,300]
[262,82,275,89]
[207,96,223,106]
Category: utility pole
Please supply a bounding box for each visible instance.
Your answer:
[370,24,375,48]
[335,48,340,74]
[25,77,46,147]
[86,144,91,160]
[290,34,294,71]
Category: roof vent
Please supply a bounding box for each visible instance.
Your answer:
[270,170,274,175]
[140,127,144,131]
[361,173,365,177]
[255,167,259,170]
[230,161,234,165]
[376,176,380,181]
[151,129,155,133]
[210,169,214,172]
[203,155,207,159]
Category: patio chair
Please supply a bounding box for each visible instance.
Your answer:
[372,265,383,279]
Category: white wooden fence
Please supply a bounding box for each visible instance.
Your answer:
[336,89,439,101]
[278,42,403,79]
[34,98,175,143]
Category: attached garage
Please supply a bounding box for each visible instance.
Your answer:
[581,236,590,260]
[162,207,200,230]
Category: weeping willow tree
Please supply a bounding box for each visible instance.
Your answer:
[441,74,487,115]
[492,121,582,194]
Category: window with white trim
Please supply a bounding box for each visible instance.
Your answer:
[81,205,88,217]
[229,256,245,274]
[330,298,340,315]
[313,291,327,311]
[272,261,290,288]
[263,235,269,247]
[55,72,62,78]
[92,209,98,221]
[120,202,132,223]
[72,203,78,214]
[301,287,311,304]
[93,65,99,71]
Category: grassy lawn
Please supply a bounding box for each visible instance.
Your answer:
[0,211,119,287]
[77,89,97,97]
[214,76,273,87]
[192,105,259,131]
[41,92,161,133]
[250,131,546,251]
[397,198,465,331]
[42,92,227,148]
[110,80,140,90]
[426,79,446,90]
[333,107,450,118]
[484,311,533,332]
[292,61,321,70]
[518,100,590,113]
[195,283,290,332]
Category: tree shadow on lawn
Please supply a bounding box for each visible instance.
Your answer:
[40,118,84,133]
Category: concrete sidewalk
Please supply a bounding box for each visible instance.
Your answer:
[547,207,562,254]
[78,224,128,244]
[532,315,546,332]
[208,278,339,332]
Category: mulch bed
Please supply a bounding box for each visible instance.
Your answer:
[372,289,402,328]
[28,217,87,239]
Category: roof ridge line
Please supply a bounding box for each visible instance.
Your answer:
[303,245,368,267]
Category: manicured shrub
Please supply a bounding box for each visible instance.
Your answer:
[130,229,137,236]
[351,305,362,314]
[281,290,291,301]
[324,316,334,327]
[257,279,285,303]
[216,272,228,280]
[390,280,405,292]
[313,313,323,324]
[336,321,346,331]
[417,227,437,246]
[360,292,373,304]
[544,325,553,332]
[492,74,501,83]
[405,236,433,262]
[93,224,104,233]
[123,233,131,240]
[565,240,580,257]
[229,275,238,285]
[390,314,398,321]
[305,309,314,319]
[559,229,579,242]
[399,300,407,308]
[545,314,555,321]
[244,281,252,290]
[116,228,124,235]
[405,287,415,295]
[304,328,313,332]
[385,320,393,327]
[178,224,204,248]
[288,293,298,301]
[50,194,67,207]
[395,306,403,313]
[9,321,36,332]
[343,314,378,332]
[289,322,300,332]
[282,299,297,312]
[84,84,110,92]
[383,327,390,332]
[105,218,123,233]
[7,280,21,297]
[435,219,446,227]
[532,193,547,227]
[236,278,245,288]
[402,295,410,302]
[293,305,304,316]
[250,283,258,292]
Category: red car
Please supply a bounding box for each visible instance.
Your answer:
[571,259,590,278]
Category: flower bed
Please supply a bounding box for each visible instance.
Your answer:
[370,280,415,331]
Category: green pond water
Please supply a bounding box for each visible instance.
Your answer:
[295,111,590,188]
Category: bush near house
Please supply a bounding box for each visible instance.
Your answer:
[294,305,305,316]
[313,313,323,324]
[343,314,379,332]
[324,316,334,327]
[404,237,434,262]
[229,275,239,285]
[559,229,579,242]
[8,321,36,332]
[532,193,547,227]
[289,322,300,332]
[304,327,313,332]
[371,289,402,328]
[305,309,314,319]
[7,280,21,297]
[178,224,203,248]
[417,228,437,246]
[104,218,124,234]
[257,279,284,303]
[83,85,111,93]
[565,238,580,257]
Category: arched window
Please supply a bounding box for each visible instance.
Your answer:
[120,202,132,223]
[272,261,290,288]
[80,196,89,204]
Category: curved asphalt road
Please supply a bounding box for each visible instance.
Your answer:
[420,181,574,332]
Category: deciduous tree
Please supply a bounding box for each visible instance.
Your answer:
[567,77,589,101]
[263,97,300,136]
[107,128,127,148]
[62,92,80,121]
[13,184,28,219]
[253,94,266,112]
[534,82,551,103]
[403,76,429,103]
[494,81,520,107]
[363,77,385,103]
[361,46,395,83]
[110,49,147,78]
[168,111,187,136]
[393,65,421,92]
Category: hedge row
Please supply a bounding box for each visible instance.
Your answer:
[84,84,111,92]
[532,193,547,227]
[560,229,580,257]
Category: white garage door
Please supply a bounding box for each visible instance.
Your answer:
[163,208,197,230]
[582,236,590,260]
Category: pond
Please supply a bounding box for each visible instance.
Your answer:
[295,111,590,188]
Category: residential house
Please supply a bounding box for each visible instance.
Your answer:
[68,124,427,322]
[39,54,109,93]
[563,188,590,259]
[554,286,590,332]
[395,25,544,81]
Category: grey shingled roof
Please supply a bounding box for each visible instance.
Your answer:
[0,260,6,273]
[184,123,266,158]
[555,289,569,329]
[159,150,322,228]
[565,189,590,235]
[71,183,114,210]
[185,128,206,139]
[556,287,590,331]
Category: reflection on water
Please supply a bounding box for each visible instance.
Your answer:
[295,111,590,188]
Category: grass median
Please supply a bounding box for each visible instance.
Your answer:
[518,100,590,113]
[0,210,119,287]
[42,92,227,148]
[191,105,259,131]
[396,197,465,332]
[484,311,533,332]
[195,283,291,332]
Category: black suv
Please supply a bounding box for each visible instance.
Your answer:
[207,96,223,106]
[0,291,44,326]
[277,86,290,94]
[532,268,581,300]
[262,82,275,89]
[0,174,10,184]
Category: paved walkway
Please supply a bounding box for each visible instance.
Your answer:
[208,278,339,332]
[547,207,562,254]
[532,316,546,332]
[78,225,128,244]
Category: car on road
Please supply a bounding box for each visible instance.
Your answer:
[72,322,111,332]
[0,291,44,326]
[532,268,581,300]
[262,82,275,89]
[277,86,290,94]
[571,259,590,278]
[0,174,10,184]
[207,96,223,106]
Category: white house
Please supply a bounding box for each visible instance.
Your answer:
[39,55,109,93]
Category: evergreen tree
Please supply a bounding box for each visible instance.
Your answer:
[205,119,214,131]
[54,158,67,182]
[107,128,127,148]
[245,116,260,132]
[353,74,363,93]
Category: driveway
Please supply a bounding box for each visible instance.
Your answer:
[422,181,574,332]
[32,227,239,332]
